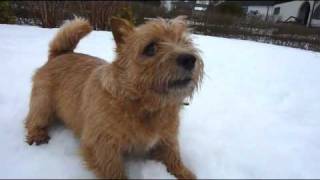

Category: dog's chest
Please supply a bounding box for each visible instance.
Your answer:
[121,106,175,154]
[141,135,159,151]
[145,135,159,150]
[125,134,159,156]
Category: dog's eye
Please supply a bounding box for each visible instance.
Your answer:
[143,42,156,57]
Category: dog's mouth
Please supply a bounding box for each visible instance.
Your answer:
[152,77,193,94]
[168,78,192,88]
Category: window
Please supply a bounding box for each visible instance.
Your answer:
[249,10,259,15]
[274,7,280,15]
[196,0,209,5]
[313,5,320,19]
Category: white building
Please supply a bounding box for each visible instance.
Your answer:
[244,0,320,27]
[162,0,320,27]
[273,0,320,27]
[242,1,275,21]
[247,6,274,18]
[194,0,209,11]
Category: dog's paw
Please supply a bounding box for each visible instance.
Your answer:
[175,168,197,180]
[26,128,50,145]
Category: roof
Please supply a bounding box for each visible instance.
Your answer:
[240,1,292,6]
[273,0,295,5]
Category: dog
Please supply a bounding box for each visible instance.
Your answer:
[25,16,203,179]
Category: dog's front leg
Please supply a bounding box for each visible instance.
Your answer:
[81,138,127,179]
[150,138,196,179]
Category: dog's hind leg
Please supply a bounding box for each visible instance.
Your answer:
[25,76,54,145]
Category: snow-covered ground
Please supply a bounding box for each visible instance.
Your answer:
[1,24,320,179]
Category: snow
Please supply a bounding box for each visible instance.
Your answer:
[1,24,320,178]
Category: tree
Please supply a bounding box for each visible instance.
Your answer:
[0,1,15,24]
[214,1,245,17]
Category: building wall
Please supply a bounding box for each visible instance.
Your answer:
[311,2,320,27]
[162,1,172,12]
[247,6,274,19]
[311,19,320,27]
[196,0,209,5]
[273,0,320,27]
[273,1,305,22]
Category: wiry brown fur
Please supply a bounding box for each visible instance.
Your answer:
[25,16,203,179]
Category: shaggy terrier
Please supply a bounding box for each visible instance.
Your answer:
[25,16,203,179]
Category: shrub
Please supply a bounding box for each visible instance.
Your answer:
[213,1,245,17]
[0,1,15,24]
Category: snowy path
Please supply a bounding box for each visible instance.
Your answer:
[1,24,320,178]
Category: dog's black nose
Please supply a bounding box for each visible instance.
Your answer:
[176,53,196,71]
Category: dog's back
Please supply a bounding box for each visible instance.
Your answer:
[38,53,105,134]
[26,18,106,142]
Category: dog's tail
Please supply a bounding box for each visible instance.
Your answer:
[48,17,92,60]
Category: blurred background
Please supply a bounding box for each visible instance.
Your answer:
[1,0,319,52]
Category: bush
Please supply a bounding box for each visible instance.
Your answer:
[4,1,320,52]
[213,2,245,17]
[131,1,166,25]
[0,1,15,24]
[115,6,135,26]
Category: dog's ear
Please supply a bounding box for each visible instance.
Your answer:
[110,17,133,48]
[172,15,188,23]
[170,15,189,35]
[170,15,188,27]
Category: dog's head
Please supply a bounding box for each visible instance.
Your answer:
[108,16,203,104]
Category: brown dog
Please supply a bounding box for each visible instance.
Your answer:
[25,16,203,179]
